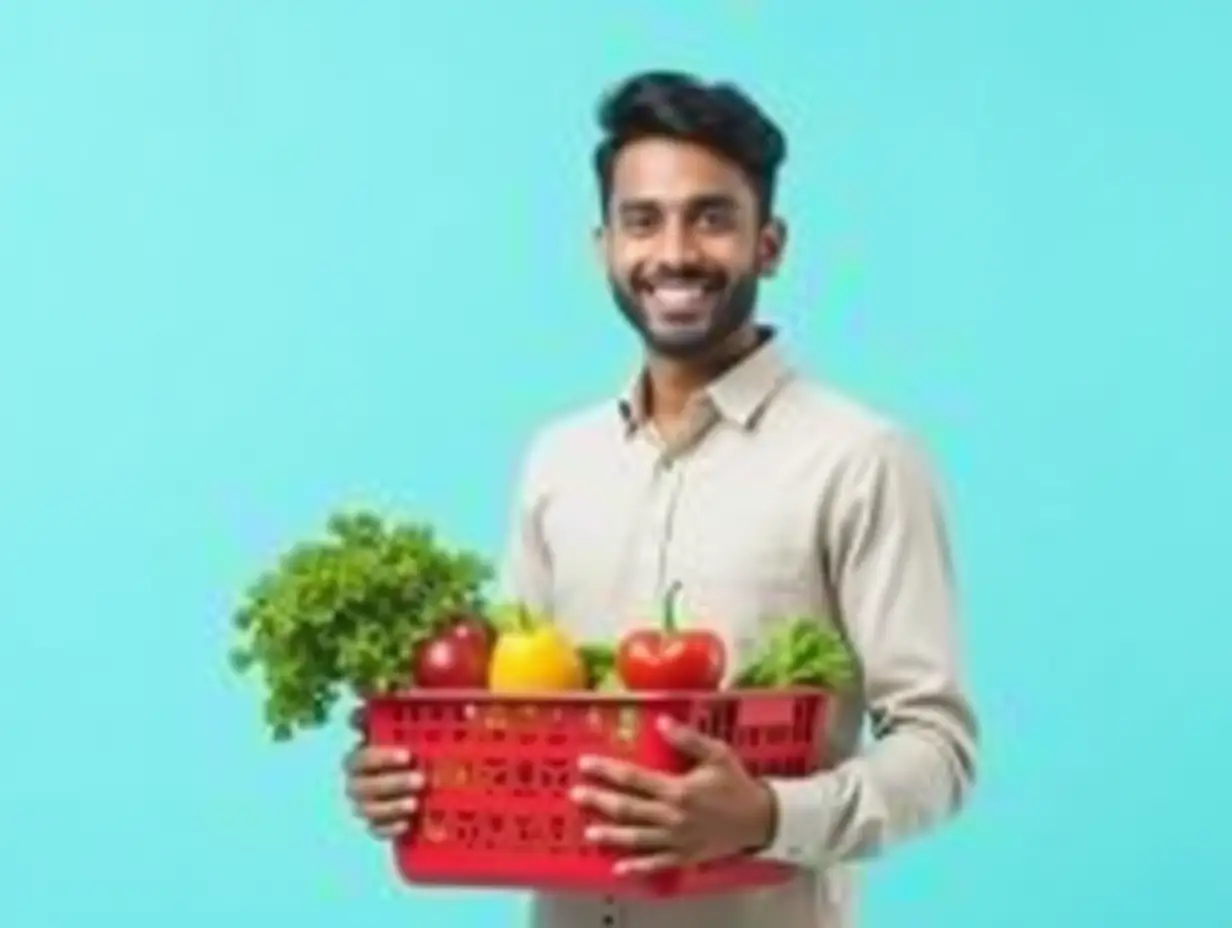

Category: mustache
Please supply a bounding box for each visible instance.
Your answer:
[632,265,728,291]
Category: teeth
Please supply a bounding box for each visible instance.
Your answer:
[652,285,706,310]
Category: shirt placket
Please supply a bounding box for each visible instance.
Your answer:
[601,894,624,928]
[652,452,687,599]
[654,402,719,593]
[607,416,709,928]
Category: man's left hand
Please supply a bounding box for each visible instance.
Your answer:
[571,715,777,876]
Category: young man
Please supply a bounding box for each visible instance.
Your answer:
[344,70,979,928]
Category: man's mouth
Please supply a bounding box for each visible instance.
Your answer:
[642,280,722,319]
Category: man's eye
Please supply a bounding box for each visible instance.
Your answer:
[696,208,735,231]
[622,213,659,234]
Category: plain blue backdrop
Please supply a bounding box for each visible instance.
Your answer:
[2,2,1229,925]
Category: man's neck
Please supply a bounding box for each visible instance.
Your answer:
[644,326,762,432]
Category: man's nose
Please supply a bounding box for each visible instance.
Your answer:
[657,218,701,267]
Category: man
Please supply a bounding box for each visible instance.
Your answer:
[344,70,978,928]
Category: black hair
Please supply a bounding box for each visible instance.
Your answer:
[593,70,787,223]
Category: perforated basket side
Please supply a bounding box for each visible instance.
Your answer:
[363,689,832,898]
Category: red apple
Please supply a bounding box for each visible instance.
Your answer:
[443,614,494,653]
[412,635,487,689]
[410,613,494,689]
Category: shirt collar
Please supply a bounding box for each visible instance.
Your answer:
[617,326,793,434]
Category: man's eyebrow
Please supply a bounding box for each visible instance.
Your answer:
[687,193,739,211]
[616,197,660,214]
[616,192,740,214]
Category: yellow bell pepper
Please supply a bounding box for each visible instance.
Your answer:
[487,603,586,693]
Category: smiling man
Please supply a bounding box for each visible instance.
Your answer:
[344,70,979,928]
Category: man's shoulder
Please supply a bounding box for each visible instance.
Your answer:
[778,373,946,495]
[776,371,907,450]
[513,371,929,473]
[516,398,623,475]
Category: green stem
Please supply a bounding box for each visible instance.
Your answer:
[662,581,683,633]
[517,601,533,633]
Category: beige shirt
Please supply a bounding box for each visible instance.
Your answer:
[498,332,978,928]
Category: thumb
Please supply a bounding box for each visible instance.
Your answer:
[657,716,729,764]
[349,705,370,742]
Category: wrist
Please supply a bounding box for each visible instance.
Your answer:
[743,779,779,853]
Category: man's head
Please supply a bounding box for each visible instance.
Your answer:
[593,71,788,362]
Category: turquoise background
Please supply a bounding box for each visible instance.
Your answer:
[2,1,1228,925]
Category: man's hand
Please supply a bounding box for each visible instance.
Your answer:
[571,715,777,876]
[343,708,423,838]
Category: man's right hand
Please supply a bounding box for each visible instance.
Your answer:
[344,710,423,838]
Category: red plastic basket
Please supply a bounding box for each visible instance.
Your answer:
[363,688,831,898]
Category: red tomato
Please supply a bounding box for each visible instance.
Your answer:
[616,582,726,691]
[616,628,726,691]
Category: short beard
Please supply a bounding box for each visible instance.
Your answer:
[609,273,760,361]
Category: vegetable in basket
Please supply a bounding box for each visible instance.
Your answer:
[487,602,587,693]
[578,641,621,691]
[227,509,494,740]
[616,580,726,692]
[732,615,858,691]
[412,611,494,689]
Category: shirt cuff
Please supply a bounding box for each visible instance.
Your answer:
[752,774,837,868]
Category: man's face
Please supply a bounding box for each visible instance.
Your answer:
[598,138,785,361]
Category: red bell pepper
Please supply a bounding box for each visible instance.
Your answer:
[616,581,726,691]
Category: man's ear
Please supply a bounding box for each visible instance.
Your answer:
[592,224,607,267]
[757,218,788,277]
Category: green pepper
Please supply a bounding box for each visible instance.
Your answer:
[578,641,620,691]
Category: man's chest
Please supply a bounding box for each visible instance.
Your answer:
[537,431,834,665]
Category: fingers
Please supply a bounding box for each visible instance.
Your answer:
[351,787,419,836]
[571,772,692,871]
[345,745,422,838]
[584,823,675,853]
[614,851,684,876]
[371,821,409,839]
[578,755,682,803]
[362,794,421,837]
[657,718,729,765]
[347,768,423,802]
[345,744,412,775]
[570,785,683,829]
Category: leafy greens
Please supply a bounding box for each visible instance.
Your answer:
[228,510,493,740]
[733,616,858,691]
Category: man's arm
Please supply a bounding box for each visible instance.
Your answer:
[495,433,554,614]
[755,429,979,868]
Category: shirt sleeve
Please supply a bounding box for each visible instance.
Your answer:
[754,429,979,868]
[495,431,555,615]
